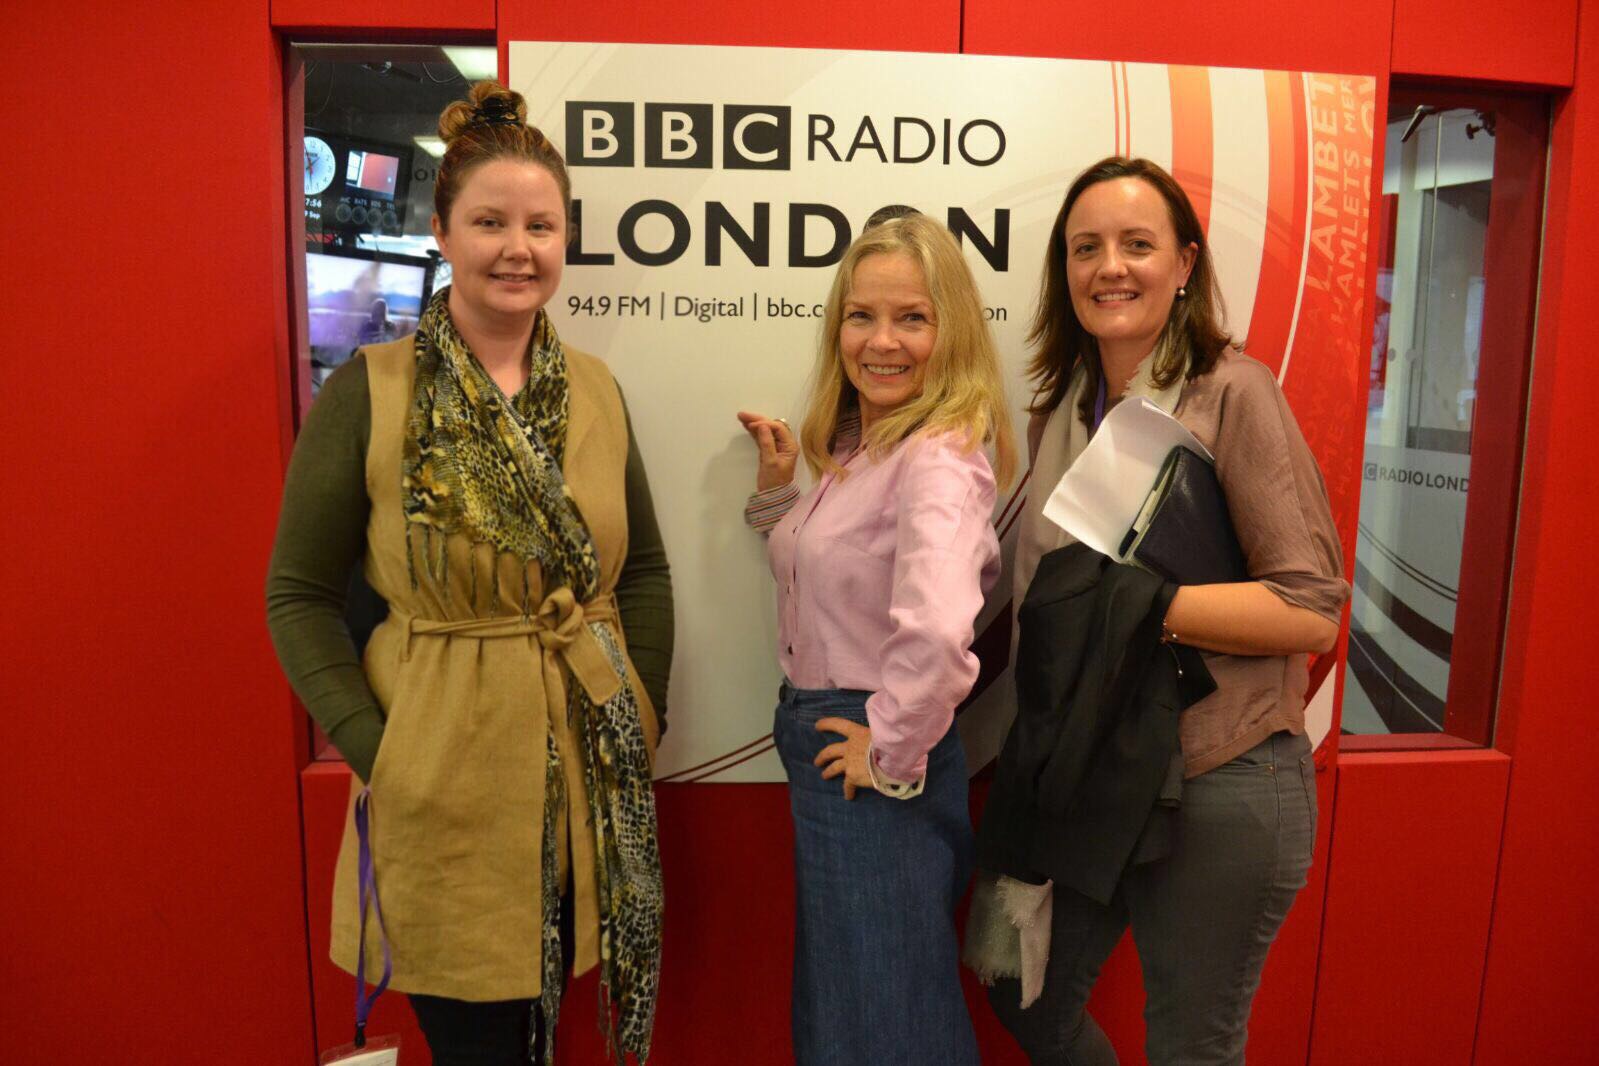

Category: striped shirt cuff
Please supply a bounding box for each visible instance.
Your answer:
[868,745,926,800]
[744,481,801,533]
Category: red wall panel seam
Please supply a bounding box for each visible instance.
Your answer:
[1468,757,1520,1064]
[1304,768,1345,1064]
[264,23,324,1058]
[296,772,324,1061]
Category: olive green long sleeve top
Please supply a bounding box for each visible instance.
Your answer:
[265,355,674,782]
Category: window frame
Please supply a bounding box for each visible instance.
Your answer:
[1341,84,1548,752]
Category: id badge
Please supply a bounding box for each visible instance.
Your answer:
[321,1033,401,1065]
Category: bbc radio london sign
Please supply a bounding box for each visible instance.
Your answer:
[565,101,1007,171]
[509,42,1377,781]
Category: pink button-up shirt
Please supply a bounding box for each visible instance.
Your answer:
[756,428,1000,781]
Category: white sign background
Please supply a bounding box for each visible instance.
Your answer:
[510,41,1320,780]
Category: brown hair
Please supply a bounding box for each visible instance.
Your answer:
[797,213,1017,490]
[433,80,572,237]
[1026,156,1234,421]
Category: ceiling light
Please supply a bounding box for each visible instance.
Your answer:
[414,136,446,158]
[443,46,497,82]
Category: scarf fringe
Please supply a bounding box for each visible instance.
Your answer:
[596,981,627,1066]
[405,528,582,625]
[405,524,418,591]
[469,541,480,616]
[438,528,449,590]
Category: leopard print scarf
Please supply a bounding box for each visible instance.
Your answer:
[403,288,663,1063]
[402,288,595,602]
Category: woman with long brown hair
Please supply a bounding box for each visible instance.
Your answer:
[978,157,1348,1064]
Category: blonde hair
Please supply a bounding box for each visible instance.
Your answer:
[434,80,572,235]
[798,213,1017,489]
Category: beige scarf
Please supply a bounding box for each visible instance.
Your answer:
[1011,343,1189,609]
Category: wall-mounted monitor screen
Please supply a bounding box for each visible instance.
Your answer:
[305,248,433,392]
[304,127,413,243]
[346,149,400,200]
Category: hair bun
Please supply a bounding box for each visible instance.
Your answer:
[431,78,571,232]
[438,79,529,143]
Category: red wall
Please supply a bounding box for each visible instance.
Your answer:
[272,0,493,33]
[964,0,1394,72]
[1474,5,1599,1056]
[2,6,314,1065]
[1392,0,1578,85]
[5,1,1596,1063]
[1311,752,1511,1064]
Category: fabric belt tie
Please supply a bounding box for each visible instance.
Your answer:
[396,589,622,706]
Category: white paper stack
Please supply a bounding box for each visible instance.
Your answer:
[1041,398,1212,560]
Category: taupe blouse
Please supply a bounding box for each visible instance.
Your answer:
[1014,349,1349,777]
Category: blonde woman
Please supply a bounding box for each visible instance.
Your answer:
[738,213,1016,1065]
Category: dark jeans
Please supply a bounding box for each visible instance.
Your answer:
[408,892,575,1066]
[409,995,535,1066]
[987,730,1317,1066]
[775,683,981,1066]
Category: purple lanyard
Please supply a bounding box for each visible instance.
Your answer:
[1092,372,1109,432]
[353,788,392,1048]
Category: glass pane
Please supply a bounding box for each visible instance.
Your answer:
[290,42,494,400]
[1343,105,1495,736]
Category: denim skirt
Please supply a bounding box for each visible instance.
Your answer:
[774,682,980,1066]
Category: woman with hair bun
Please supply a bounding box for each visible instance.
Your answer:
[267,80,672,1064]
[739,212,1016,1064]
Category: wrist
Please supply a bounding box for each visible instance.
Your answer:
[1161,586,1186,644]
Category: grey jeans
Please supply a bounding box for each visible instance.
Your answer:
[987,730,1317,1066]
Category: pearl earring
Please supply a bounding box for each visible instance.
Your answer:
[1177,286,1187,298]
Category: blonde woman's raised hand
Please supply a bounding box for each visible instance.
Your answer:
[737,411,799,492]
